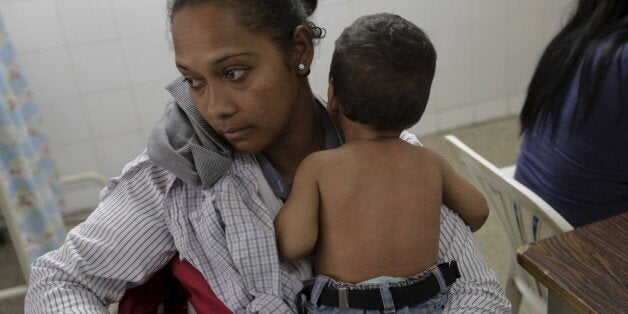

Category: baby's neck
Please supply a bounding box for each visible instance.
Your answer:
[341,121,402,144]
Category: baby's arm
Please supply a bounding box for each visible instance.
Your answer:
[274,154,321,260]
[437,153,489,232]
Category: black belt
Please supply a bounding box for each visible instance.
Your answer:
[298,261,460,312]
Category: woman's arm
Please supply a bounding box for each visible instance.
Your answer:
[438,154,489,232]
[438,206,511,313]
[25,153,178,313]
[274,154,321,261]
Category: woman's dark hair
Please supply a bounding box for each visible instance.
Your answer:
[329,13,436,132]
[520,0,628,135]
[167,0,324,50]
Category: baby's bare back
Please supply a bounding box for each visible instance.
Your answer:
[314,141,443,283]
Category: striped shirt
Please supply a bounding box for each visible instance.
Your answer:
[25,141,510,313]
[25,85,510,313]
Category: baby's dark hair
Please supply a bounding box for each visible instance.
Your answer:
[329,13,436,131]
[168,0,324,51]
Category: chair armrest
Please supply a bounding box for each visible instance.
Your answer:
[500,165,516,178]
[0,285,27,301]
[60,171,107,189]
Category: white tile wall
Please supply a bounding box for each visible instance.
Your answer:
[473,19,510,64]
[18,49,77,99]
[309,0,356,95]
[474,98,510,121]
[354,0,388,15]
[433,0,472,30]
[39,96,90,144]
[408,111,439,137]
[63,187,104,215]
[471,0,510,23]
[440,106,475,130]
[111,0,168,37]
[56,0,117,45]
[509,94,526,115]
[133,79,172,129]
[0,0,64,52]
[69,42,129,92]
[433,26,473,69]
[472,58,510,101]
[81,88,139,137]
[53,141,100,175]
[511,0,548,17]
[120,33,177,84]
[509,53,539,95]
[94,131,144,178]
[392,0,433,33]
[509,12,547,57]
[430,65,474,110]
[0,0,570,209]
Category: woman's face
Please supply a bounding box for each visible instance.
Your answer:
[171,4,301,153]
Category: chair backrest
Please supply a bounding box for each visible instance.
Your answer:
[444,135,572,246]
[444,135,573,302]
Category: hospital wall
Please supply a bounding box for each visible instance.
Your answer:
[0,0,572,211]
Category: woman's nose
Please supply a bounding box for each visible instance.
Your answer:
[203,89,238,120]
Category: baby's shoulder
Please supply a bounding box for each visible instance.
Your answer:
[298,149,340,172]
[409,145,446,165]
[305,148,339,162]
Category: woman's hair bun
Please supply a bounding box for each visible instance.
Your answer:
[301,0,318,16]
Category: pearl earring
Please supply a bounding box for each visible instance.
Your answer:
[298,63,306,71]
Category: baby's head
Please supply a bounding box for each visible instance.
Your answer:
[329,13,436,132]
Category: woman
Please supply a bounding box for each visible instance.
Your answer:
[515,0,627,227]
[25,1,509,312]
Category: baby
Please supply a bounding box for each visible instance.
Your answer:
[274,13,489,313]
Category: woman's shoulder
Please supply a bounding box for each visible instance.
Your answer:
[100,149,178,200]
[595,39,628,78]
[616,42,628,80]
[593,40,628,109]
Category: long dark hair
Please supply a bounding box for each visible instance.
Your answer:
[520,0,628,135]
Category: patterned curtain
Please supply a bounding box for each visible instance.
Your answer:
[0,15,66,262]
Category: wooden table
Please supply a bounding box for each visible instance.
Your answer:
[517,212,628,313]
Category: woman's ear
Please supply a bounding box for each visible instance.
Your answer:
[291,25,314,76]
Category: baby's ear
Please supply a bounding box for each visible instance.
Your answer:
[326,82,341,115]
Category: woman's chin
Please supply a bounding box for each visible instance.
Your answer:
[229,140,265,154]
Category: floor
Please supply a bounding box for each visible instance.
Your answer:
[0,116,539,313]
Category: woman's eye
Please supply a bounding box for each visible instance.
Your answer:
[183,77,205,88]
[224,68,247,81]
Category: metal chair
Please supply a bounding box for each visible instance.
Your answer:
[444,135,573,313]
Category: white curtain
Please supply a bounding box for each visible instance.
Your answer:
[0,14,66,271]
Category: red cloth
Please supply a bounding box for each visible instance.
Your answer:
[119,256,232,314]
[171,257,232,314]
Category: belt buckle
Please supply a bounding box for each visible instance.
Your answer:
[338,284,349,309]
[449,260,460,279]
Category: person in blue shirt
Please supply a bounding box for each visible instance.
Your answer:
[515,0,628,227]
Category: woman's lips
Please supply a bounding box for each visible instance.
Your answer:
[220,126,254,141]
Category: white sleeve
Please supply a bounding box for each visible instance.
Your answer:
[400,130,422,146]
[439,206,511,313]
[25,153,178,313]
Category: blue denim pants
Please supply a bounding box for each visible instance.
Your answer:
[301,266,448,313]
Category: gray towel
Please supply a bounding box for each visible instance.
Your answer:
[147,77,233,189]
